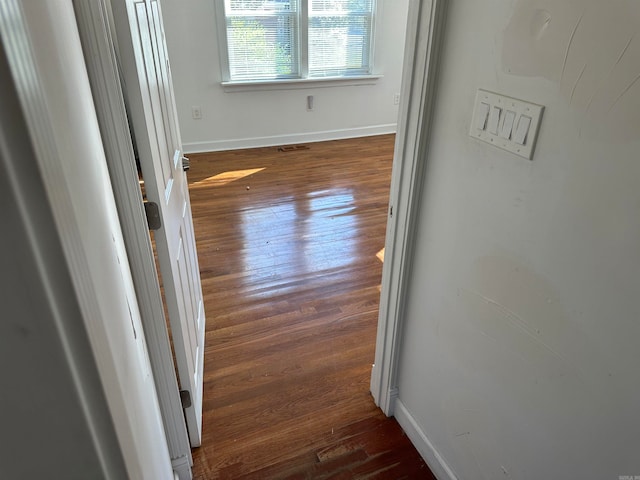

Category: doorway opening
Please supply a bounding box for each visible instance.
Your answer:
[184,135,428,477]
[75,0,448,473]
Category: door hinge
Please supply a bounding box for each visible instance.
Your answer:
[390,205,393,217]
[182,156,190,171]
[144,201,162,230]
[179,390,192,409]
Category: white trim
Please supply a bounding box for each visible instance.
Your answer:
[71,1,193,477]
[394,400,458,480]
[213,0,231,82]
[1,0,174,477]
[183,123,396,153]
[370,0,448,415]
[221,74,381,92]
[0,10,127,477]
[369,0,381,77]
[299,0,308,78]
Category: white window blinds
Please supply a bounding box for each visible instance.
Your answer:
[224,0,299,80]
[308,0,373,77]
[223,0,375,82]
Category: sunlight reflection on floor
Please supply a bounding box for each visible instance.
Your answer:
[240,188,358,286]
[192,167,265,187]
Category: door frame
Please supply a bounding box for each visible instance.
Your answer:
[0,0,175,478]
[370,0,448,416]
[70,0,448,473]
[71,0,192,478]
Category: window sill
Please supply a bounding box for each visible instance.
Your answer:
[221,75,382,93]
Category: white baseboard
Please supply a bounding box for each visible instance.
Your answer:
[394,400,458,480]
[182,124,397,154]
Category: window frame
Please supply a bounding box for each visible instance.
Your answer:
[214,0,382,91]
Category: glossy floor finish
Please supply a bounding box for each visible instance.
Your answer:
[186,135,433,479]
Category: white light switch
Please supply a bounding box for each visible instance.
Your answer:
[513,115,531,145]
[500,110,516,139]
[487,106,502,135]
[469,89,544,159]
[476,102,490,130]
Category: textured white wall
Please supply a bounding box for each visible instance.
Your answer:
[160,0,409,152]
[396,0,640,478]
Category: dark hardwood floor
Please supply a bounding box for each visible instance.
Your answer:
[186,135,434,479]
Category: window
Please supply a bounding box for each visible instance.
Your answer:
[221,0,376,83]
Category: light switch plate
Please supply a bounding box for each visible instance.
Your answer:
[469,89,544,160]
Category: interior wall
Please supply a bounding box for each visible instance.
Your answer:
[13,1,174,478]
[395,1,640,479]
[0,29,128,480]
[159,0,409,152]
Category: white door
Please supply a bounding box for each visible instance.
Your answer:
[112,0,206,447]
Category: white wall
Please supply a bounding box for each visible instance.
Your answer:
[160,0,409,152]
[11,1,174,478]
[0,30,127,480]
[395,1,640,479]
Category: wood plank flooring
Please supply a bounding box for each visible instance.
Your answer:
[186,135,433,479]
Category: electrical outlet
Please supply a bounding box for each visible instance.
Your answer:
[191,106,202,120]
[393,93,400,105]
